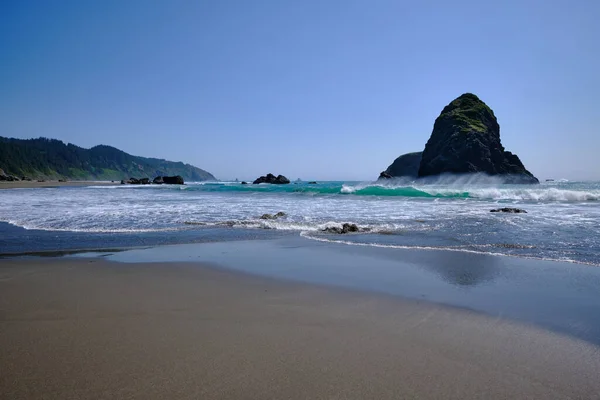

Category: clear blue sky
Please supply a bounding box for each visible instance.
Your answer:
[1,0,598,181]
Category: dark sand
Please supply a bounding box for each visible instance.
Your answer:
[0,180,119,189]
[1,258,599,399]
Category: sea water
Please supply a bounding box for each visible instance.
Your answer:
[1,179,599,265]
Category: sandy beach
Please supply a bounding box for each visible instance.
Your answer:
[0,180,121,189]
[1,258,599,399]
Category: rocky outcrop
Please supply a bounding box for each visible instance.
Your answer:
[162,175,184,185]
[253,173,290,184]
[126,177,151,184]
[153,176,164,184]
[321,223,362,234]
[490,207,527,213]
[379,152,422,180]
[0,169,20,181]
[418,93,538,183]
[260,212,286,220]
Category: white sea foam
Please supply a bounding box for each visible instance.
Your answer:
[1,181,599,265]
[298,232,599,266]
[460,187,600,202]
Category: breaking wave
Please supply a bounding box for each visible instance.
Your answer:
[175,182,600,202]
[82,177,600,202]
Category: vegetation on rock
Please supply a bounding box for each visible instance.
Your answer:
[418,93,538,183]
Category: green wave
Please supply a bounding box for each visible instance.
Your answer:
[184,183,471,198]
[347,186,470,198]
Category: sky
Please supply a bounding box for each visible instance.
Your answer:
[1,0,599,181]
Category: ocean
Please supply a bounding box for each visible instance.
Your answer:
[2,178,600,344]
[1,178,599,265]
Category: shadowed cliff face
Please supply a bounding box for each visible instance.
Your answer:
[418,93,538,184]
[381,152,422,179]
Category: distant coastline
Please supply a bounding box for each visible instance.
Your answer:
[0,136,216,182]
[0,180,120,190]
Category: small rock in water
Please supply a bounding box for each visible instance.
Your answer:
[321,223,360,234]
[490,207,527,213]
[260,212,286,220]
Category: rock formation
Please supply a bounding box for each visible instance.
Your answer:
[253,173,290,184]
[379,152,422,180]
[259,212,286,220]
[418,93,538,183]
[0,168,20,181]
[162,175,184,185]
[321,223,362,234]
[127,178,151,185]
[490,207,527,213]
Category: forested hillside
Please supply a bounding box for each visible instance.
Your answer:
[0,137,216,181]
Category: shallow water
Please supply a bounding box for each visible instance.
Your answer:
[89,236,600,346]
[1,179,599,265]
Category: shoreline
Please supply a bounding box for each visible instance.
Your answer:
[0,180,121,189]
[2,234,600,346]
[1,257,599,399]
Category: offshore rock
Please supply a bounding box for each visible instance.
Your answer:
[260,212,286,220]
[418,93,538,184]
[162,175,184,185]
[379,152,422,179]
[253,173,290,184]
[153,176,164,184]
[321,223,360,234]
[490,207,527,213]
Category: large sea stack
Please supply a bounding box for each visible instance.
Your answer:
[418,93,538,183]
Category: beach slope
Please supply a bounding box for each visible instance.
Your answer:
[1,258,599,399]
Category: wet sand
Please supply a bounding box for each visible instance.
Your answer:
[0,180,119,189]
[1,258,599,399]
